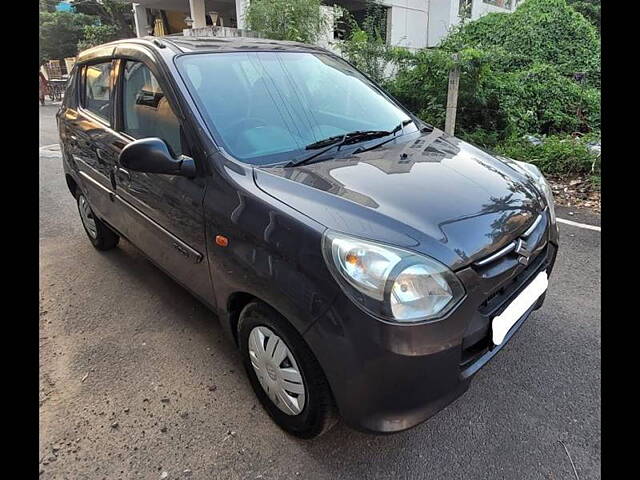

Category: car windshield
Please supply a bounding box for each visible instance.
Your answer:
[176,51,417,165]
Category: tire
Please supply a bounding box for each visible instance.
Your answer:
[76,191,119,251]
[238,301,337,439]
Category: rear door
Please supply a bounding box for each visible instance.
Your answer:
[68,58,123,225]
[109,50,213,304]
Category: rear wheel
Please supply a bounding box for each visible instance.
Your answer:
[76,192,119,251]
[238,301,337,438]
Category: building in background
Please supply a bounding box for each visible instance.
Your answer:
[127,0,523,51]
[429,0,522,47]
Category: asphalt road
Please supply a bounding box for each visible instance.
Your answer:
[39,104,601,479]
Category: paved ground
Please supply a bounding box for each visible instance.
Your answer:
[39,104,601,479]
[40,103,60,147]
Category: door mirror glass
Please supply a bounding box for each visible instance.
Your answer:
[119,138,196,177]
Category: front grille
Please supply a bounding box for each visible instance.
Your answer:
[474,208,548,269]
[459,242,556,371]
[479,243,549,316]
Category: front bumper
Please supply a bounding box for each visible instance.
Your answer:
[303,237,558,434]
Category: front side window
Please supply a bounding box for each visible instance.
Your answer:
[83,62,113,122]
[121,61,182,156]
[176,52,415,165]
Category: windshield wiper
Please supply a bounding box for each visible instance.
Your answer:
[284,122,414,168]
[284,130,391,168]
[352,119,415,154]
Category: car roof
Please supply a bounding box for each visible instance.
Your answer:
[161,35,330,54]
[77,35,331,62]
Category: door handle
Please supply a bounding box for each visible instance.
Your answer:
[116,167,131,184]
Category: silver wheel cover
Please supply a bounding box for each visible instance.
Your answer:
[78,195,98,239]
[248,326,306,416]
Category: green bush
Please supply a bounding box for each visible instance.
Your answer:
[568,0,600,31]
[384,0,600,180]
[337,1,394,83]
[494,134,599,176]
[245,0,328,44]
[441,0,600,86]
[497,63,600,135]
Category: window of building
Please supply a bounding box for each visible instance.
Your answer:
[121,61,182,157]
[482,0,513,9]
[333,3,389,42]
[459,0,473,19]
[83,62,113,122]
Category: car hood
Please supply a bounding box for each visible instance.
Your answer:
[253,128,545,269]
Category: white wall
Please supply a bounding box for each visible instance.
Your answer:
[471,0,516,20]
[319,1,430,54]
[382,0,429,51]
[426,0,520,47]
[426,0,456,47]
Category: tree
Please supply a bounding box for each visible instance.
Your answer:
[70,0,134,38]
[337,1,395,83]
[39,11,98,63]
[245,0,328,44]
[77,24,121,51]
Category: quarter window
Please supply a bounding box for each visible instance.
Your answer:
[121,61,182,157]
[83,62,113,122]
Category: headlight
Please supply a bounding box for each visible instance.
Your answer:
[322,231,465,323]
[498,156,556,225]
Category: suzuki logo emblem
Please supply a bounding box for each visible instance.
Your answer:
[515,239,532,265]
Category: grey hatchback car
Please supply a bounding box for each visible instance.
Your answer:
[58,36,558,438]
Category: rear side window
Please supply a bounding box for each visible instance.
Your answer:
[83,62,113,122]
[121,61,182,156]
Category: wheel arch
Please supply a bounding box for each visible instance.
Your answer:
[226,292,263,346]
[65,173,79,198]
[225,291,314,349]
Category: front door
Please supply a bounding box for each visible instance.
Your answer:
[110,57,213,305]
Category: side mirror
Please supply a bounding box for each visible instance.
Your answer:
[119,137,196,178]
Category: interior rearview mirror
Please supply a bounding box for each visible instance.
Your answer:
[119,137,196,178]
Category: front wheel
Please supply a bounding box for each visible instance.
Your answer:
[76,192,119,251]
[238,301,337,438]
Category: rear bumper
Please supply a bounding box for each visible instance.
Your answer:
[303,240,558,434]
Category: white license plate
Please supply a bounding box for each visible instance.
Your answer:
[491,271,548,345]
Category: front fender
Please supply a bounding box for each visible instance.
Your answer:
[203,159,339,342]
